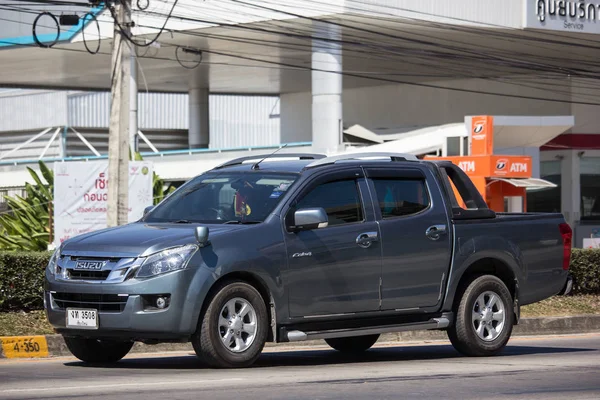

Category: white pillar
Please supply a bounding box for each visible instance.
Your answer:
[561,150,581,227]
[312,23,342,155]
[189,87,209,149]
[130,54,138,155]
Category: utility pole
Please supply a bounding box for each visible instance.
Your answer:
[130,52,138,157]
[107,0,132,227]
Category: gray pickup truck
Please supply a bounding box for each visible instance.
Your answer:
[44,152,573,368]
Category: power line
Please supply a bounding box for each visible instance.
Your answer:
[4,1,600,106]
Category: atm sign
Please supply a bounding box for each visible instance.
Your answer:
[491,156,530,178]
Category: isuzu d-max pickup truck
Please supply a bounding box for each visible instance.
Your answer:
[45,152,573,368]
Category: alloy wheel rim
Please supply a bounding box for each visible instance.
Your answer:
[471,290,506,342]
[218,297,258,353]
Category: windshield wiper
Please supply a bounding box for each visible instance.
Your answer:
[172,219,192,224]
[223,220,261,225]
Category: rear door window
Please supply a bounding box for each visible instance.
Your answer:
[372,178,430,218]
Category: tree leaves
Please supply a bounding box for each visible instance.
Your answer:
[0,166,51,251]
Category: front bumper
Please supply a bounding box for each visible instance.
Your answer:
[45,267,205,341]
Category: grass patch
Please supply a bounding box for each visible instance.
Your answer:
[0,310,54,337]
[521,295,600,317]
[0,296,598,337]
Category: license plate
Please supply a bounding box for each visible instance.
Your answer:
[66,308,98,329]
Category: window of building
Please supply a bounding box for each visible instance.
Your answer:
[372,179,430,218]
[296,180,364,226]
[527,160,561,213]
[581,157,600,220]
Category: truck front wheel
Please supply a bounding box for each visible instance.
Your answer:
[192,281,268,368]
[325,334,380,353]
[63,337,133,363]
[448,275,514,357]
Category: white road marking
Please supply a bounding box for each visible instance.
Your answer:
[1,378,244,394]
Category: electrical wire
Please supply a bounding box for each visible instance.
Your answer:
[32,11,60,48]
[137,0,150,11]
[17,1,600,80]
[175,46,202,69]
[134,4,600,80]
[82,12,101,54]
[108,0,179,48]
[5,0,591,106]
[137,1,600,97]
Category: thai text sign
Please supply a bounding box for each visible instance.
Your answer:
[524,0,600,34]
[53,161,153,246]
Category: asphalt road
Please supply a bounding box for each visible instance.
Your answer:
[1,334,599,400]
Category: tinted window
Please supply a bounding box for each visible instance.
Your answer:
[296,180,363,226]
[373,179,429,218]
[144,172,297,224]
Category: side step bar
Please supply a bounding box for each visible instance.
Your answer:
[286,313,452,342]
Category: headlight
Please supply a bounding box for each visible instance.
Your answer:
[136,244,198,278]
[47,246,61,276]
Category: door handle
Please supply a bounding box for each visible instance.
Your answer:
[356,232,378,248]
[425,225,447,241]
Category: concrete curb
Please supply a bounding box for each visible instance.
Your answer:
[2,315,600,359]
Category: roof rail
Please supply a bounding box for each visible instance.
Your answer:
[213,153,326,169]
[304,152,419,168]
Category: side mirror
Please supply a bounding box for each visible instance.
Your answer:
[195,226,210,247]
[143,205,154,216]
[292,208,328,231]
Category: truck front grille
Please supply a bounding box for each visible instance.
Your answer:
[67,270,111,281]
[52,293,128,313]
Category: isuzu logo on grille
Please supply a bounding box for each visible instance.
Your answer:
[74,261,107,270]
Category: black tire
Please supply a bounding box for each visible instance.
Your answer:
[325,334,380,353]
[192,281,268,368]
[448,275,514,357]
[63,337,133,363]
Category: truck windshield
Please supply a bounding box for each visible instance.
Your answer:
[143,172,298,224]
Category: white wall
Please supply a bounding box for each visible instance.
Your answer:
[280,92,312,144]
[571,79,600,134]
[341,79,571,132]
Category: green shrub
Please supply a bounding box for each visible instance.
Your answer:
[0,251,50,312]
[570,248,600,295]
[0,249,598,312]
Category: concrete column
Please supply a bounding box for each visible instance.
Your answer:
[130,54,138,155]
[561,150,581,227]
[189,87,209,149]
[312,23,342,155]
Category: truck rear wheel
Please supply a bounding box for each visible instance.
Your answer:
[63,337,133,363]
[325,334,380,353]
[192,281,268,368]
[448,275,514,357]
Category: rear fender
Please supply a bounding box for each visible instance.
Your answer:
[442,235,525,314]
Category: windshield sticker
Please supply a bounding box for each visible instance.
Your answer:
[270,191,283,198]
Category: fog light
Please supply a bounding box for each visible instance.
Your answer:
[156,296,167,309]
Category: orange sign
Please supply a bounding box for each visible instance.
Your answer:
[489,156,530,178]
[470,116,494,156]
[424,155,531,178]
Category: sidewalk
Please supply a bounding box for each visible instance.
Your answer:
[2,315,600,359]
